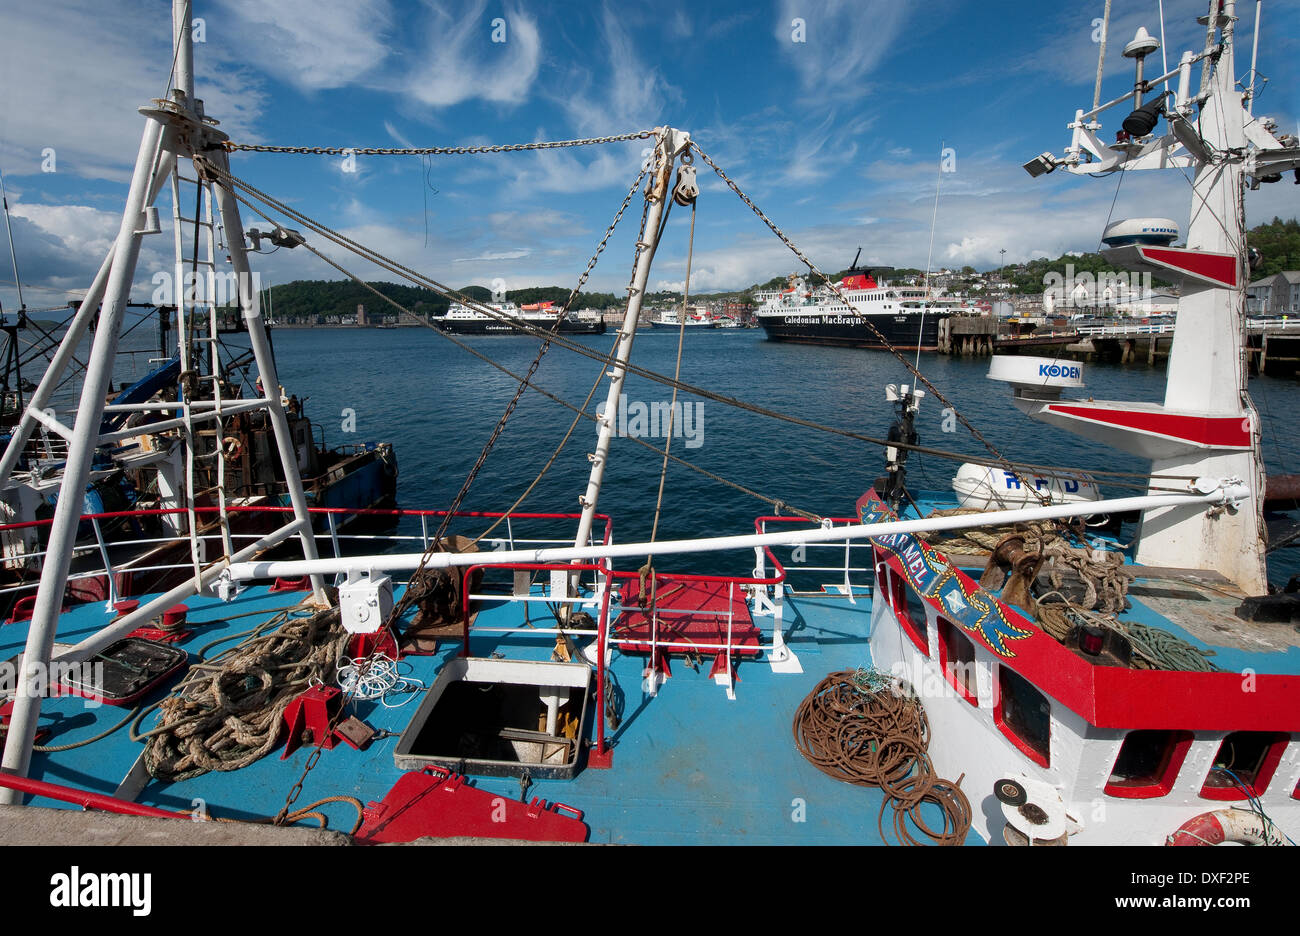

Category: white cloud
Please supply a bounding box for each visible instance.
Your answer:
[0,198,176,309]
[774,0,910,98]
[212,0,393,92]
[454,249,530,262]
[0,1,267,183]
[404,1,541,108]
[553,5,681,136]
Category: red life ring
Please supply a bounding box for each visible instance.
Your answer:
[222,436,244,462]
[1166,809,1286,846]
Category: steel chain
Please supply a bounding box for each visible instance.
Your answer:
[225,131,654,156]
[688,141,1051,505]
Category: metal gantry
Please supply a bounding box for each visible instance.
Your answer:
[0,0,325,800]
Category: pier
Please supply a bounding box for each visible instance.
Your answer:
[938,316,1300,377]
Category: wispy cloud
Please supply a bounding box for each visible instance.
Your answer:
[403,1,541,108]
[212,0,394,92]
[454,249,530,262]
[553,4,681,135]
[0,1,266,183]
[774,0,911,98]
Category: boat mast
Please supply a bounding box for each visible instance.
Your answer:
[1020,0,1300,594]
[571,128,689,553]
[0,0,326,800]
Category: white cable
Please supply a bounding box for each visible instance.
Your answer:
[336,653,426,707]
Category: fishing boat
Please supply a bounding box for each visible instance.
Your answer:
[0,0,1297,856]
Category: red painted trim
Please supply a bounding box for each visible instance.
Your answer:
[0,772,184,818]
[1045,404,1251,448]
[872,543,1300,733]
[937,617,979,706]
[1139,246,1238,287]
[1103,731,1194,799]
[1198,733,1289,801]
[993,666,1051,768]
[887,570,929,657]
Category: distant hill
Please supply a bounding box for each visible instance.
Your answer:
[1248,217,1300,277]
[258,218,1298,317]
[262,280,627,321]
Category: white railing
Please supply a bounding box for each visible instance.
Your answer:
[0,506,614,621]
[1076,323,1177,337]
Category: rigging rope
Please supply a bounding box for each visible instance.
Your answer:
[687,140,1052,506]
[205,152,1200,494]
[226,181,826,522]
[647,198,696,555]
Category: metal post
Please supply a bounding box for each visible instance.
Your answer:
[0,115,168,799]
[572,128,685,552]
[207,149,326,599]
[0,154,174,487]
[90,517,120,611]
[173,0,194,102]
[327,512,340,558]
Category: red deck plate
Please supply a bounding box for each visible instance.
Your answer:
[613,576,762,656]
[356,767,588,844]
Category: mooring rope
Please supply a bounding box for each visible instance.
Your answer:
[793,669,971,846]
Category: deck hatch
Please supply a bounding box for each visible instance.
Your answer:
[394,657,591,780]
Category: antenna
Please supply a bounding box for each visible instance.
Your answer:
[0,169,26,317]
[1247,0,1261,115]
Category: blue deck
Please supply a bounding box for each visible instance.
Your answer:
[8,507,1296,845]
[5,581,973,845]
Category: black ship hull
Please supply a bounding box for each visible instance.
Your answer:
[757,312,940,350]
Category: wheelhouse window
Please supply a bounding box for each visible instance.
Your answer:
[1104,730,1193,799]
[886,568,929,656]
[1199,732,1290,800]
[938,617,978,705]
[995,666,1051,767]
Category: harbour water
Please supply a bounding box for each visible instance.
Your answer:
[242,325,1300,587]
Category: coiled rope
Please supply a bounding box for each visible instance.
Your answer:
[793,669,971,846]
[139,607,348,781]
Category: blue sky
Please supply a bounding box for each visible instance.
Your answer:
[1,0,1297,312]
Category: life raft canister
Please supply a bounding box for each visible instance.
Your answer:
[1166,809,1288,846]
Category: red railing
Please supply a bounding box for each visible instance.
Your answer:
[459,560,616,758]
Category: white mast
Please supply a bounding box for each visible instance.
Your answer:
[571,129,689,553]
[0,0,326,800]
[1018,0,1300,594]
